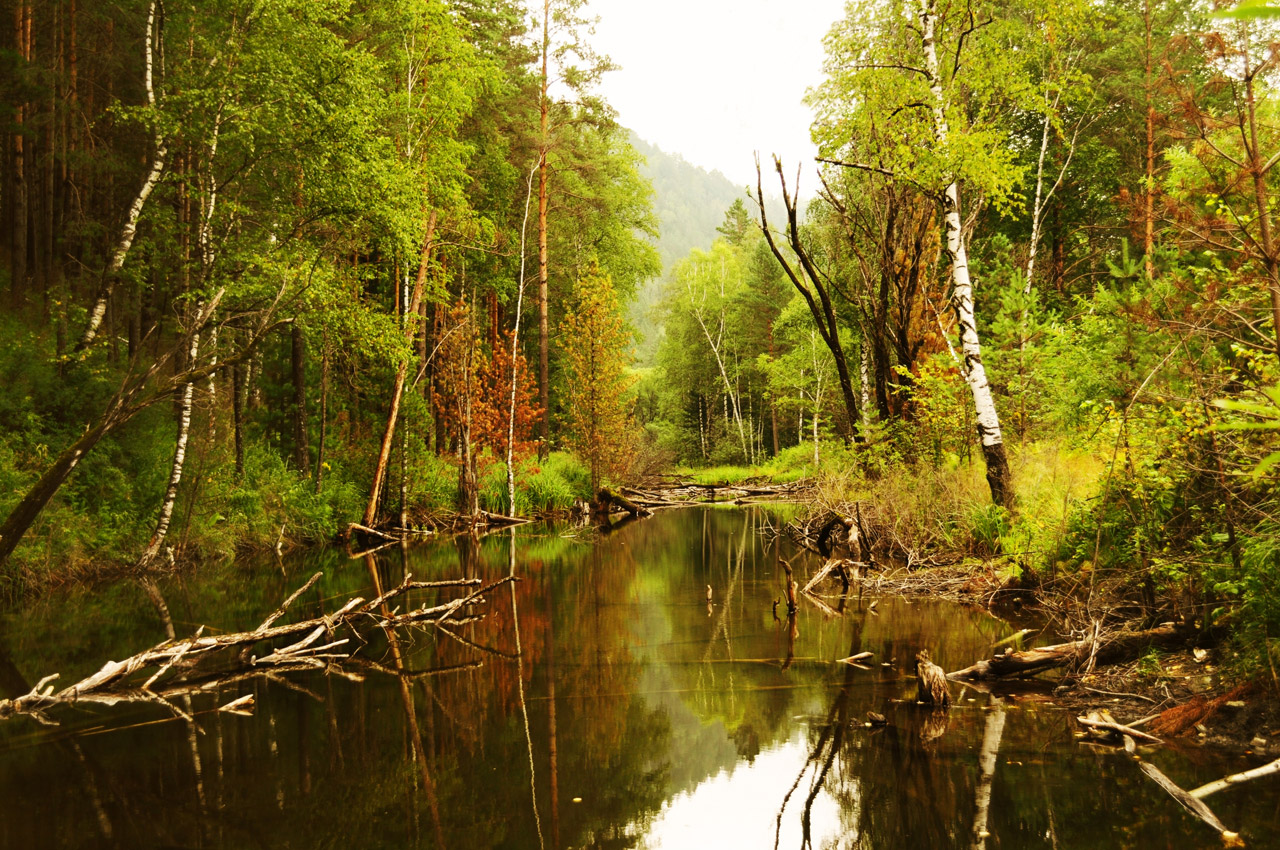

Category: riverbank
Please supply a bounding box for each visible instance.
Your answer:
[737,440,1280,760]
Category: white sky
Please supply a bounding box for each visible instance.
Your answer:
[587,0,849,191]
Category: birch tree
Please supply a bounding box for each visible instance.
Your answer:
[671,241,751,462]
[811,0,1035,506]
[76,0,167,354]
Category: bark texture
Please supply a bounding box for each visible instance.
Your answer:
[918,0,1012,508]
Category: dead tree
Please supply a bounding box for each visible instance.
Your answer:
[0,571,514,723]
[948,625,1187,681]
[755,156,864,443]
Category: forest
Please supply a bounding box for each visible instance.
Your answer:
[2,0,1280,680]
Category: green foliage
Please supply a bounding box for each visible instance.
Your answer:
[478,452,591,514]
[561,263,638,491]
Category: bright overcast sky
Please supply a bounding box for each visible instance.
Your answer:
[588,0,848,191]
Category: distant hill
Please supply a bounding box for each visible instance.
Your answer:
[628,133,750,364]
[630,133,750,272]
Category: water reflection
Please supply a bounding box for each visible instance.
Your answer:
[0,507,1277,849]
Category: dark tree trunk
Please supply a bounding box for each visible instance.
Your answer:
[232,357,245,479]
[755,160,863,443]
[314,330,327,493]
[291,321,310,476]
[10,1,28,310]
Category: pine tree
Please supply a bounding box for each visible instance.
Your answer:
[560,262,635,492]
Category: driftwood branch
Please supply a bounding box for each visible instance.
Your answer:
[1139,761,1244,846]
[1077,714,1163,745]
[1192,757,1280,799]
[0,572,513,723]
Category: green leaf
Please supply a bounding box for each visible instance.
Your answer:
[1215,0,1280,19]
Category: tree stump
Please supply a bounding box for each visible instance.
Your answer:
[915,650,951,706]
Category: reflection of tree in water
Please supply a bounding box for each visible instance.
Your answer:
[773,610,966,849]
[11,509,1273,849]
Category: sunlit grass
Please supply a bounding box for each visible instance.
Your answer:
[805,440,1106,571]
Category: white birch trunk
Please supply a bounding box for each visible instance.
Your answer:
[79,0,167,352]
[971,697,1007,849]
[695,311,748,461]
[1024,104,1052,293]
[859,343,872,430]
[139,321,202,568]
[919,0,1013,507]
[507,163,539,514]
[1025,92,1079,295]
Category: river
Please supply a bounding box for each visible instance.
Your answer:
[0,506,1277,848]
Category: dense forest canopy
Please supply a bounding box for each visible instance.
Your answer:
[2,0,1280,666]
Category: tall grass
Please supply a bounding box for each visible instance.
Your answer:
[810,441,1104,571]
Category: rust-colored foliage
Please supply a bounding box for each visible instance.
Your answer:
[432,301,541,466]
[472,328,542,464]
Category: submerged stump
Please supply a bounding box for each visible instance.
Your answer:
[915,650,951,706]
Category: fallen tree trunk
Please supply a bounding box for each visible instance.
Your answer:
[595,487,651,518]
[948,625,1188,681]
[1077,714,1163,745]
[0,571,511,723]
[802,558,857,595]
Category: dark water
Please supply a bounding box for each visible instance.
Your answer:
[1,506,1277,849]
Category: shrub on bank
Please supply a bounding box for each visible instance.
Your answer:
[478,452,592,515]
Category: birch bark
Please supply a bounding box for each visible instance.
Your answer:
[137,314,201,568]
[919,0,1013,507]
[78,0,167,352]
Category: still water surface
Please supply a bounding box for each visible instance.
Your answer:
[1,507,1278,848]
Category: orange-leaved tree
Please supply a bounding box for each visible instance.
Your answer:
[473,328,542,466]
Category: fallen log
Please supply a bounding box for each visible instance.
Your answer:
[948,624,1188,682]
[0,572,512,723]
[1077,715,1163,745]
[595,487,651,518]
[480,509,532,527]
[346,522,397,542]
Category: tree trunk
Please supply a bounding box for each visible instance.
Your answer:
[10,0,28,310]
[537,0,551,455]
[1142,0,1156,280]
[948,624,1187,681]
[0,288,262,569]
[770,399,779,456]
[860,343,873,431]
[77,0,166,353]
[138,324,202,568]
[363,212,436,528]
[1243,69,1280,362]
[0,417,117,566]
[232,357,245,479]
[755,161,863,443]
[919,0,1013,508]
[1025,98,1053,292]
[314,329,328,494]
[291,321,310,476]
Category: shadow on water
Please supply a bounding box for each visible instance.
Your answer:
[0,506,1278,848]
